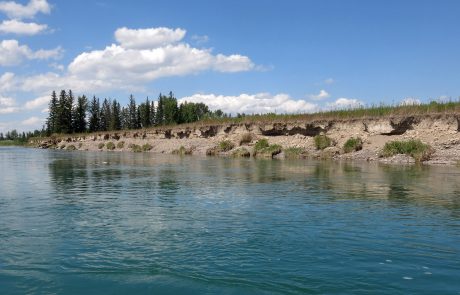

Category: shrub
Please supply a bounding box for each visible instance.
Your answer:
[172,146,192,155]
[284,147,307,159]
[106,141,116,150]
[60,144,66,149]
[130,144,142,153]
[343,137,363,153]
[219,140,235,152]
[232,147,251,157]
[66,144,76,151]
[254,139,269,152]
[239,133,253,145]
[78,142,83,148]
[381,139,433,162]
[314,134,332,150]
[117,141,125,149]
[255,144,282,158]
[142,143,153,151]
[98,143,105,149]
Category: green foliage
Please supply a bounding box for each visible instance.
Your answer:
[172,146,192,155]
[130,144,142,153]
[284,147,306,159]
[78,142,83,148]
[142,143,153,151]
[381,139,433,162]
[106,141,115,150]
[60,144,66,149]
[98,142,105,149]
[254,139,269,152]
[218,140,235,152]
[255,144,282,158]
[66,144,76,151]
[239,133,253,145]
[314,135,332,150]
[232,147,250,157]
[343,137,363,153]
[116,141,125,149]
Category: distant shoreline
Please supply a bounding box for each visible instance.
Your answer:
[29,113,460,166]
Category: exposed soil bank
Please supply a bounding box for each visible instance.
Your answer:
[32,114,460,165]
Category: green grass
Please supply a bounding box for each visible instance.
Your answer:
[106,141,116,150]
[255,144,282,158]
[284,147,307,159]
[142,143,153,151]
[381,139,433,162]
[116,141,125,148]
[0,140,28,146]
[343,137,363,153]
[98,143,105,149]
[129,144,142,152]
[254,139,269,152]
[218,140,235,152]
[314,135,332,150]
[66,144,76,151]
[172,146,192,155]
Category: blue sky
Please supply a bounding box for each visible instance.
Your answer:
[1,0,459,132]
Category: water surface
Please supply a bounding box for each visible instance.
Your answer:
[1,147,459,294]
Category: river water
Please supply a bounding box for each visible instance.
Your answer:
[0,147,459,294]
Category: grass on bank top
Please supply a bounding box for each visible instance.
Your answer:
[30,100,460,143]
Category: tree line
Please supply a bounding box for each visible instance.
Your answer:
[46,90,225,135]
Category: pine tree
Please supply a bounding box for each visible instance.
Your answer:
[46,91,59,134]
[139,97,151,128]
[155,93,164,125]
[128,95,139,129]
[100,98,111,131]
[109,99,121,131]
[163,91,178,125]
[88,96,100,132]
[73,95,88,133]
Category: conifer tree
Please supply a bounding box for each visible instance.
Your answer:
[73,95,88,133]
[88,96,100,132]
[46,91,59,134]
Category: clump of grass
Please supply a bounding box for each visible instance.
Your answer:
[314,134,332,150]
[219,140,235,152]
[106,141,116,150]
[142,143,153,151]
[343,137,363,153]
[98,142,105,149]
[254,139,269,152]
[60,144,66,149]
[381,139,433,162]
[284,147,307,159]
[232,147,251,157]
[255,144,282,158]
[66,144,76,151]
[78,142,83,148]
[172,146,192,155]
[130,144,142,152]
[239,133,253,145]
[117,141,125,149]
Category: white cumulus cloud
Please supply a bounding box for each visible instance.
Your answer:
[309,89,330,100]
[0,19,47,35]
[115,27,186,49]
[327,98,363,109]
[0,0,50,19]
[21,116,43,126]
[0,39,62,66]
[0,96,15,107]
[67,27,254,88]
[24,95,49,109]
[179,93,318,114]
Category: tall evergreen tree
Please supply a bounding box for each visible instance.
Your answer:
[128,95,139,129]
[46,91,59,134]
[155,93,164,125]
[109,99,122,131]
[88,96,100,132]
[100,98,111,131]
[73,95,88,133]
[139,97,151,128]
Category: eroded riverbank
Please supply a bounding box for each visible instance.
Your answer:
[32,114,460,165]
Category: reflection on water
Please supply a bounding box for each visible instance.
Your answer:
[1,147,460,294]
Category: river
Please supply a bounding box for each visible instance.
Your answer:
[1,147,459,294]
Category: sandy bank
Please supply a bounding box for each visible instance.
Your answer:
[32,114,460,165]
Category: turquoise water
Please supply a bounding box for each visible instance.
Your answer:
[1,147,459,294]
